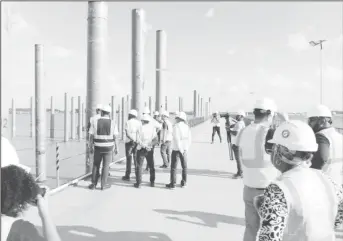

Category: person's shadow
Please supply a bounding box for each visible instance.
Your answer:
[37,225,173,241]
[154,209,245,228]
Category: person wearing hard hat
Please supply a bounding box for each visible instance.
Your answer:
[1,136,31,172]
[122,109,142,182]
[224,112,234,160]
[210,111,222,144]
[255,120,343,241]
[88,105,119,190]
[142,108,162,171]
[230,110,246,178]
[153,110,163,142]
[160,111,173,168]
[134,114,159,188]
[235,98,281,241]
[307,104,343,185]
[166,112,192,189]
[87,104,102,134]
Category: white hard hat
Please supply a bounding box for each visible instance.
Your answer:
[268,120,318,152]
[154,111,159,116]
[237,110,246,117]
[142,114,150,122]
[143,107,150,114]
[307,105,332,118]
[102,105,111,113]
[177,112,187,121]
[129,109,138,117]
[162,111,169,117]
[96,104,102,110]
[254,98,277,112]
[1,136,31,173]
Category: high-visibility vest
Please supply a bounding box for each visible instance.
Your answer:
[272,166,337,241]
[237,122,280,188]
[316,127,343,185]
[93,117,115,152]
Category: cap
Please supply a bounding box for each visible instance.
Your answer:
[129,109,138,117]
[177,112,187,121]
[307,105,332,118]
[162,111,169,117]
[96,104,103,110]
[237,110,245,117]
[142,114,151,122]
[102,105,111,113]
[254,98,277,112]
[143,107,150,114]
[154,111,159,116]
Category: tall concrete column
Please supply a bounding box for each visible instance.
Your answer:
[209,97,211,115]
[86,1,108,173]
[200,97,203,117]
[126,95,130,114]
[117,104,121,135]
[11,99,15,139]
[197,94,200,117]
[50,96,55,139]
[81,102,84,137]
[132,9,145,116]
[35,44,46,182]
[64,93,69,142]
[30,97,34,137]
[78,96,82,140]
[155,30,167,113]
[178,97,181,112]
[149,96,152,112]
[193,90,197,117]
[165,96,168,111]
[71,97,75,139]
[121,97,125,140]
[111,96,115,120]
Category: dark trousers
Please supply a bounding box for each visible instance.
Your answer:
[136,148,155,184]
[212,126,222,142]
[232,144,243,175]
[125,142,137,177]
[92,149,112,188]
[160,141,171,166]
[145,146,155,169]
[170,150,188,184]
[226,131,234,160]
[226,130,232,143]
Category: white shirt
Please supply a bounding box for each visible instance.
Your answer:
[137,123,157,149]
[151,117,162,132]
[90,114,101,128]
[161,119,173,142]
[231,120,246,145]
[172,122,192,153]
[124,118,142,143]
[211,117,221,127]
[1,136,31,172]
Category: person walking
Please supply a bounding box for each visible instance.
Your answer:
[166,112,192,189]
[122,109,141,181]
[88,105,119,190]
[230,110,246,178]
[134,114,159,188]
[224,112,234,160]
[211,111,222,144]
[235,98,280,241]
[160,111,173,168]
[307,104,343,186]
[255,120,343,241]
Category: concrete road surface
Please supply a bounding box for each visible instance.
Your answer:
[22,120,343,241]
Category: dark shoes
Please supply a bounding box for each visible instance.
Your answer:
[232,173,243,179]
[160,165,168,168]
[165,183,175,189]
[88,183,96,190]
[181,180,187,188]
[101,184,111,190]
[134,183,141,188]
[150,182,155,187]
[122,176,130,181]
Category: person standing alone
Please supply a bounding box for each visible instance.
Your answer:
[211,111,222,144]
[88,105,119,190]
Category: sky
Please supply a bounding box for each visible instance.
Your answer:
[1,1,342,119]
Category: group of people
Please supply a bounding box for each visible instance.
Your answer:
[87,105,192,190]
[216,98,343,241]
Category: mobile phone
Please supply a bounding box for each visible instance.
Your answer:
[33,186,47,205]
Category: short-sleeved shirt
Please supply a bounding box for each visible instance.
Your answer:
[4,218,45,241]
[124,118,142,143]
[231,120,246,145]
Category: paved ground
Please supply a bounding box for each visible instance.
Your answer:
[21,119,343,241]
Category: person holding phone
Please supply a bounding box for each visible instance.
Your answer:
[1,165,61,241]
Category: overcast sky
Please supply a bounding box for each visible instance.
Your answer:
[1,1,342,118]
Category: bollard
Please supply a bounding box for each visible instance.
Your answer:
[56,143,60,186]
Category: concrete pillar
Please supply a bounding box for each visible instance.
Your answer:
[71,97,75,139]
[132,9,145,116]
[111,96,115,120]
[155,30,167,113]
[121,97,125,140]
[86,1,108,173]
[117,104,121,135]
[209,97,211,115]
[11,99,15,138]
[178,97,181,112]
[193,90,197,117]
[201,97,203,117]
[78,96,82,140]
[165,96,168,111]
[30,97,34,137]
[64,93,69,142]
[35,44,46,182]
[149,96,152,113]
[50,96,55,139]
[81,102,84,136]
[198,94,200,117]
[126,95,130,114]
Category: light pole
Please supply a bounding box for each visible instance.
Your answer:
[309,40,326,104]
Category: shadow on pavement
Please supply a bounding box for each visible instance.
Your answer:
[154,209,245,228]
[37,226,173,241]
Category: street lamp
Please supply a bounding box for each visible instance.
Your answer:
[309,39,327,104]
